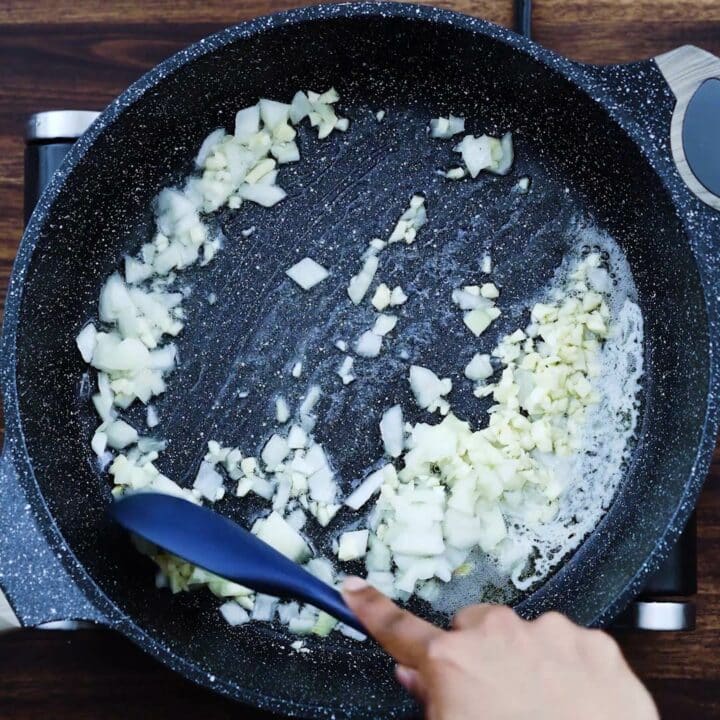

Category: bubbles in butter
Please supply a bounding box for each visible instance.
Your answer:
[431,224,644,614]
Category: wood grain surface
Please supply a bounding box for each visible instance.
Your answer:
[1,1,719,718]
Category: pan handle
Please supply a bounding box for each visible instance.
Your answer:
[0,449,108,630]
[654,45,720,211]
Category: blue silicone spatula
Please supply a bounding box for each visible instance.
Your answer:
[109,492,365,633]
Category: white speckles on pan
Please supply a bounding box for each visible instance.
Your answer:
[1,3,719,719]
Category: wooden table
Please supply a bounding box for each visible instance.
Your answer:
[1,1,719,717]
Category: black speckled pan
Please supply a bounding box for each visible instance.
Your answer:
[1,4,720,718]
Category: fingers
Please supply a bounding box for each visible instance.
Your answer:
[341,577,443,668]
[395,664,427,702]
[452,603,518,631]
[451,603,501,630]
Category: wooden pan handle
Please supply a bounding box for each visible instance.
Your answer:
[655,45,720,211]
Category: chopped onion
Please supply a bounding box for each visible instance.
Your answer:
[344,465,395,510]
[252,511,310,562]
[372,313,397,337]
[76,323,97,363]
[220,601,250,626]
[234,105,260,140]
[463,307,501,336]
[193,461,225,502]
[371,283,391,311]
[380,404,404,458]
[409,365,452,415]
[453,134,496,177]
[275,396,290,424]
[338,530,369,561]
[291,361,303,378]
[261,434,290,470]
[464,353,494,381]
[429,115,465,139]
[287,424,308,449]
[337,355,356,385]
[355,330,382,358]
[237,183,286,207]
[480,283,499,299]
[195,128,226,168]
[390,286,408,306]
[252,593,278,622]
[347,254,378,304]
[91,430,107,457]
[105,419,139,449]
[488,132,514,176]
[388,195,426,244]
[286,257,329,290]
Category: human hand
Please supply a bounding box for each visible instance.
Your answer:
[341,577,658,720]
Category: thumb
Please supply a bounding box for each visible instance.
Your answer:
[341,576,443,668]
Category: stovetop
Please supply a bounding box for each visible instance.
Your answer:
[24,109,698,633]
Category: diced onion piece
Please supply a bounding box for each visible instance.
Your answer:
[380,404,404,458]
[105,419,138,449]
[291,361,303,378]
[145,405,160,428]
[337,355,355,385]
[464,307,501,336]
[372,314,397,337]
[262,434,290,470]
[445,167,466,180]
[464,353,494,381]
[195,128,226,168]
[409,365,452,414]
[289,91,313,123]
[234,105,260,140]
[371,283,391,311]
[355,331,382,358]
[193,461,225,502]
[237,183,286,207]
[453,134,498,178]
[259,99,290,131]
[275,396,290,424]
[287,424,308,449]
[338,530,369,561]
[390,286,408,306]
[347,254,378,304]
[312,611,338,637]
[252,593,278,622]
[76,323,98,363]
[345,465,395,510]
[481,254,493,274]
[286,257,329,290]
[91,430,107,457]
[480,283,499,299]
[252,511,311,562]
[388,195,426,244]
[124,256,154,284]
[488,132,514,176]
[429,115,465,139]
[220,601,250,626]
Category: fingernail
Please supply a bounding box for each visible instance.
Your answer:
[342,576,369,593]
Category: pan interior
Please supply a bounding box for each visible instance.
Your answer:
[12,12,709,717]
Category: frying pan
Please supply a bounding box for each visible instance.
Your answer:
[1,3,720,718]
